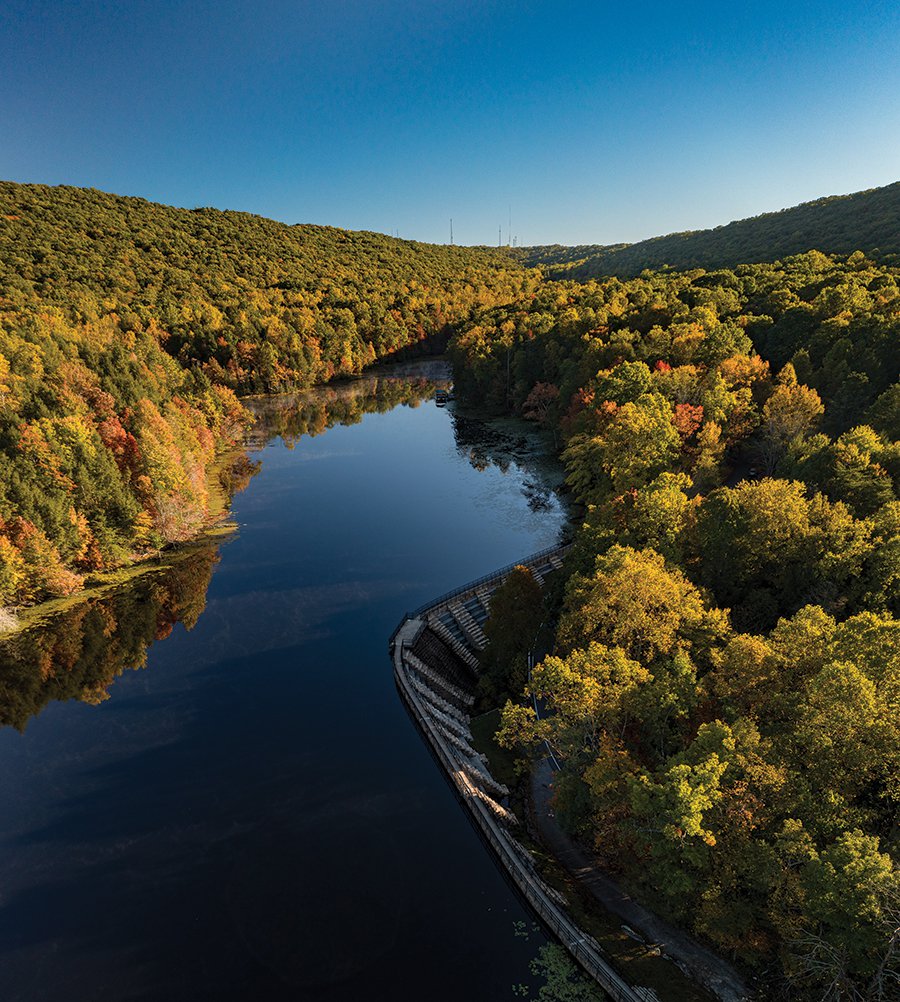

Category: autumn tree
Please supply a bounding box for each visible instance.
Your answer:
[563,393,681,502]
[758,364,825,473]
[558,545,728,665]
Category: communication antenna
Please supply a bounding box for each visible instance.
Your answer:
[498,225,502,247]
[450,218,454,245]
[508,204,511,247]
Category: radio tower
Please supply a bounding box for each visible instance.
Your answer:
[450,218,453,245]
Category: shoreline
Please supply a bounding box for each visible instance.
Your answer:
[0,438,250,639]
[1,359,453,639]
[0,520,238,640]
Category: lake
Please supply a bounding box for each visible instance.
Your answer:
[0,361,571,1001]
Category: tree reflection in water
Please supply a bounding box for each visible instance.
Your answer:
[246,369,449,447]
[0,544,220,731]
[0,369,448,731]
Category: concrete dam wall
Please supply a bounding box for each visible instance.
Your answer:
[389,544,656,1002]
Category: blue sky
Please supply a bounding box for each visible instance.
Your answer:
[2,0,898,245]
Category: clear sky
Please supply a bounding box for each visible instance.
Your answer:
[2,1,899,246]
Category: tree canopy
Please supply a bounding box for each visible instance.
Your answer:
[462,246,900,999]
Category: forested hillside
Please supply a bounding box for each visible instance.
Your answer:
[1,177,898,996]
[452,250,900,1000]
[516,182,900,279]
[0,182,533,610]
[0,183,532,392]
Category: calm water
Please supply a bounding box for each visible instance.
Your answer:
[0,362,570,1001]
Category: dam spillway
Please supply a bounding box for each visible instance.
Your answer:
[389,544,656,1002]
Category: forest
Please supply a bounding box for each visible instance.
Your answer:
[0,182,532,609]
[1,179,897,999]
[452,250,900,999]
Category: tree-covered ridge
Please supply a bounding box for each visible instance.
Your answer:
[451,250,898,442]
[514,181,900,279]
[0,182,534,393]
[0,183,533,611]
[451,251,900,999]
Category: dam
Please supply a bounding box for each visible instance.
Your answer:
[390,544,658,1002]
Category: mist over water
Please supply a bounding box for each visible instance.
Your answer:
[0,362,569,1001]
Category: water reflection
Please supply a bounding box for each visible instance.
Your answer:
[0,371,450,733]
[0,545,220,732]
[247,365,450,448]
[451,412,565,513]
[0,363,562,734]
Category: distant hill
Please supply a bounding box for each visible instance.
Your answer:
[0,182,531,393]
[514,181,900,278]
